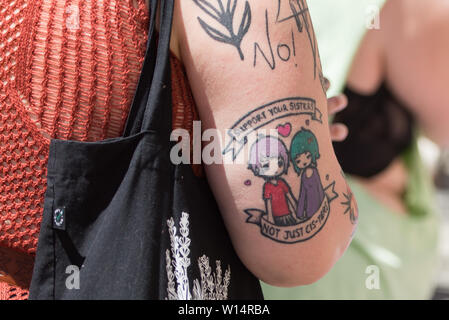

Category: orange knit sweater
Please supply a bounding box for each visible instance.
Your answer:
[0,0,199,299]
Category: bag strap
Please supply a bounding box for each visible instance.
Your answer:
[122,0,174,139]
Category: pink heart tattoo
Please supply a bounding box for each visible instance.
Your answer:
[276,123,292,137]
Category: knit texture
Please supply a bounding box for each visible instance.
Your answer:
[0,0,200,299]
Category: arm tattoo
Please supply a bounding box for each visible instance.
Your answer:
[193,0,252,60]
[276,0,319,78]
[0,246,33,288]
[224,97,339,243]
[253,9,276,70]
[194,0,327,92]
[274,0,326,92]
[223,97,322,160]
[341,180,359,225]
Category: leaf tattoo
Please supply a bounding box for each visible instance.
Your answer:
[193,0,252,60]
[342,190,358,225]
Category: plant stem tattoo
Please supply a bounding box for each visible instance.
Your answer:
[225,97,338,243]
[341,181,359,225]
[193,0,252,60]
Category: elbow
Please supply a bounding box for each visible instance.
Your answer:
[261,263,335,288]
[253,213,357,288]
[257,252,339,288]
[255,235,352,288]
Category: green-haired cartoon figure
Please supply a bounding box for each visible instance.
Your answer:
[290,128,325,221]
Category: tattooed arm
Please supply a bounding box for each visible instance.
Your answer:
[173,0,357,286]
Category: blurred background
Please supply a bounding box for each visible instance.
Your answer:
[433,148,449,299]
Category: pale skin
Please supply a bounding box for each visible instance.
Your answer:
[346,0,449,215]
[151,0,355,286]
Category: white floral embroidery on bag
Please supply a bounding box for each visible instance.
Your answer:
[165,212,231,300]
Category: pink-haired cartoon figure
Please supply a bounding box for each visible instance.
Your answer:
[248,136,298,226]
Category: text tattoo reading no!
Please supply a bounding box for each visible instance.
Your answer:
[193,0,326,92]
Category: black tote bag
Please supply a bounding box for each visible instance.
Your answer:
[29,0,263,300]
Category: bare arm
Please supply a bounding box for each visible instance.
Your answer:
[172,0,357,287]
[347,0,449,147]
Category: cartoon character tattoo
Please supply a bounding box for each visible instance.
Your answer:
[229,97,339,243]
[290,128,325,221]
[248,136,298,226]
[244,129,337,243]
